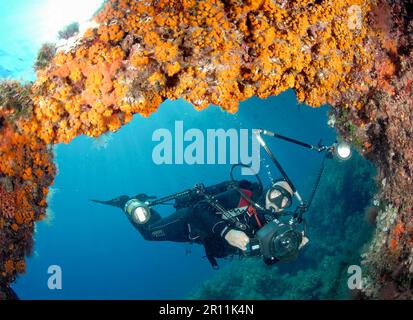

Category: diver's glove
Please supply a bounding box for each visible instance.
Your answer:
[224,229,250,251]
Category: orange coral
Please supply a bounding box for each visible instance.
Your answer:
[0,83,55,291]
[388,221,407,253]
[2,0,410,299]
[389,238,398,252]
[15,261,26,274]
[0,0,377,294]
[394,222,405,237]
[29,0,372,144]
[0,185,16,219]
[4,261,14,275]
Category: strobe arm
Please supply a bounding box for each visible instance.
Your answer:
[148,187,200,207]
[253,128,339,221]
[147,183,213,208]
[255,129,328,153]
[253,130,305,206]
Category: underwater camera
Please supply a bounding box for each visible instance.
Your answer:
[247,218,303,261]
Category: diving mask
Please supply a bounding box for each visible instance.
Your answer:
[265,180,293,213]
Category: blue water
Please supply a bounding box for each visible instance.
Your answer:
[11,95,335,300]
[1,1,337,300]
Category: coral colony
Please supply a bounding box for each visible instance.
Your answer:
[0,0,412,299]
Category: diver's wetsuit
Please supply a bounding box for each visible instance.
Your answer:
[128,180,265,267]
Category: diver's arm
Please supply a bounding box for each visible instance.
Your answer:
[192,200,232,238]
[191,199,251,251]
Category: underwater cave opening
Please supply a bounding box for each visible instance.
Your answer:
[0,0,410,302]
[11,91,377,300]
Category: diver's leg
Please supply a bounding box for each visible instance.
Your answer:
[131,208,161,238]
[147,209,162,224]
[134,208,190,243]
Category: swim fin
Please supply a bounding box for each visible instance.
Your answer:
[91,194,156,210]
[91,195,131,210]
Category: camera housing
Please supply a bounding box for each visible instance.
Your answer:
[252,219,303,261]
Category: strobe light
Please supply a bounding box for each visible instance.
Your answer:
[125,199,152,225]
[335,141,353,161]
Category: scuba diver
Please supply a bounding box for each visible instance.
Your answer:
[92,129,352,268]
[92,178,308,267]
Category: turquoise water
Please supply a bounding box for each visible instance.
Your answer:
[0,0,103,81]
[2,1,341,299]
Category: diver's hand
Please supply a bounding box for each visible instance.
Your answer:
[299,232,310,250]
[225,229,250,251]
